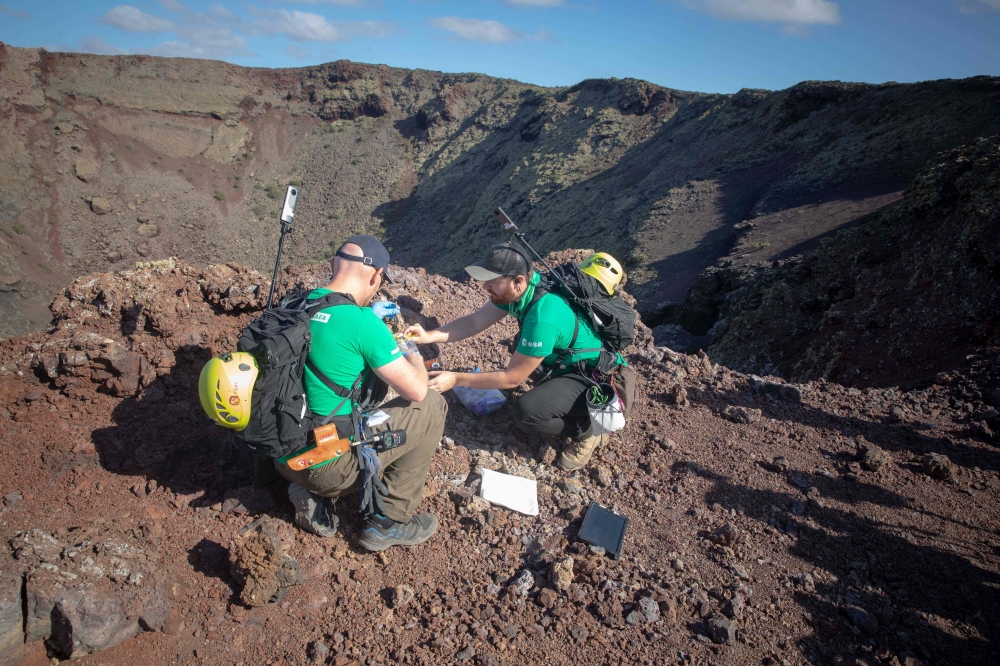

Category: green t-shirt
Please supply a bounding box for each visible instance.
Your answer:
[495,272,625,372]
[303,289,400,417]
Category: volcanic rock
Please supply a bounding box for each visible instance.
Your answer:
[707,614,736,645]
[859,443,890,472]
[550,556,574,592]
[8,526,172,659]
[722,406,761,424]
[921,453,956,481]
[90,197,111,214]
[229,517,304,607]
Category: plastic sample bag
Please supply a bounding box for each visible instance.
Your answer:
[587,382,625,435]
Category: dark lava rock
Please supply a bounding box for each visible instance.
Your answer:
[709,523,739,547]
[722,592,744,620]
[921,453,956,481]
[707,614,737,645]
[308,640,329,663]
[843,604,879,636]
[722,406,762,424]
[9,527,172,659]
[859,443,890,471]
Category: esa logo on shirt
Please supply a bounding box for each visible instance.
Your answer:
[520,338,542,348]
[311,313,331,323]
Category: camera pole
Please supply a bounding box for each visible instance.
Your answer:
[265,220,291,311]
[265,186,301,311]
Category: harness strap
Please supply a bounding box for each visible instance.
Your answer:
[522,288,602,372]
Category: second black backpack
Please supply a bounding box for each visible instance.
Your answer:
[530,262,637,367]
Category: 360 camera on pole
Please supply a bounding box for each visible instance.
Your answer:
[265,185,300,311]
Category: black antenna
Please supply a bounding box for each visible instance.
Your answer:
[491,207,581,303]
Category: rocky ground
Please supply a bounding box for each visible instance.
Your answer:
[3,44,1000,339]
[0,253,997,665]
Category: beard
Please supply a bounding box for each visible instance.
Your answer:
[488,282,520,306]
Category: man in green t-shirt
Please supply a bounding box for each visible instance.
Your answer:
[275,235,447,552]
[404,242,635,471]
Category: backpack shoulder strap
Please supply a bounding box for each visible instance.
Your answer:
[304,291,357,316]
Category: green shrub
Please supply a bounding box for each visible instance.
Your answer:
[125,143,134,151]
[288,178,302,187]
[252,204,266,218]
[214,190,226,201]
[265,183,283,200]
[12,224,24,234]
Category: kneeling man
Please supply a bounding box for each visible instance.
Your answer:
[404,242,635,470]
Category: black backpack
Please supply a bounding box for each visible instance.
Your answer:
[234,291,386,459]
[524,263,637,375]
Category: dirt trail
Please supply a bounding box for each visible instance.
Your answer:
[0,254,997,665]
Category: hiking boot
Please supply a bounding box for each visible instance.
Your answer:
[287,482,338,538]
[557,432,603,471]
[359,513,438,551]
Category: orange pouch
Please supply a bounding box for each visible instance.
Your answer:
[285,423,352,471]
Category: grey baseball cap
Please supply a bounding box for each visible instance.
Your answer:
[465,242,533,281]
[336,234,395,283]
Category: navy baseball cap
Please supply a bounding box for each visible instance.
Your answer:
[465,242,533,281]
[336,235,395,283]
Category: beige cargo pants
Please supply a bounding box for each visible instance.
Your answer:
[275,390,447,523]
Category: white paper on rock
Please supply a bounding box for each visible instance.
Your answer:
[479,468,539,516]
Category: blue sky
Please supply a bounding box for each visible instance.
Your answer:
[1,1,998,93]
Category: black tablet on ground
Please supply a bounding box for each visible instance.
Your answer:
[578,502,628,559]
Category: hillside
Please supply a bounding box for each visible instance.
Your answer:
[664,134,1000,389]
[0,257,997,665]
[2,43,1000,341]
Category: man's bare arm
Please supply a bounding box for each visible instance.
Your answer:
[404,303,507,345]
[373,353,429,402]
[428,352,543,393]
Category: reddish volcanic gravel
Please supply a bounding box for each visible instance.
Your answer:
[0,256,997,666]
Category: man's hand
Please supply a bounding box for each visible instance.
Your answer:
[371,301,399,320]
[427,371,457,392]
[403,324,441,345]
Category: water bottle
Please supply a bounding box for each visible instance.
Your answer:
[453,368,506,415]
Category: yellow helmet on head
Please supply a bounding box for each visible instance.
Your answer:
[580,252,624,296]
[198,351,258,430]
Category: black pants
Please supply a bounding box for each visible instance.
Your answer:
[514,365,636,440]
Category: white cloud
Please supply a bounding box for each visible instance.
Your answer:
[100,5,175,32]
[255,9,395,42]
[0,4,31,19]
[958,0,1000,13]
[688,0,841,25]
[141,26,253,58]
[430,17,521,43]
[266,9,346,40]
[77,35,129,55]
[286,44,312,59]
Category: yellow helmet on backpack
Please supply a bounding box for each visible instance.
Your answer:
[198,352,258,430]
[580,252,624,296]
